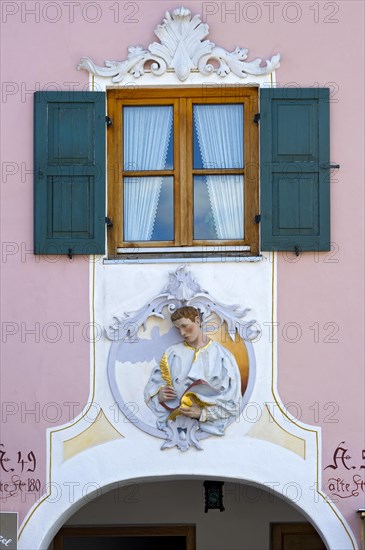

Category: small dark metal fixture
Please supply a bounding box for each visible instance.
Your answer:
[204,480,225,513]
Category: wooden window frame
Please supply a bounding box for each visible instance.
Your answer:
[107,87,259,257]
[53,524,196,550]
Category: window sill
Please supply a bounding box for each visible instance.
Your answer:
[104,246,263,264]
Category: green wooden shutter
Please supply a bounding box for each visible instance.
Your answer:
[34,91,106,255]
[260,88,330,252]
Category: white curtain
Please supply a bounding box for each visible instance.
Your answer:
[123,106,173,241]
[194,105,244,239]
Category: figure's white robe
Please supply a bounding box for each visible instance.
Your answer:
[144,340,242,436]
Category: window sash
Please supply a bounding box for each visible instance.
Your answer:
[107,88,258,255]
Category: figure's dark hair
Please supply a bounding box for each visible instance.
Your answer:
[171,306,200,323]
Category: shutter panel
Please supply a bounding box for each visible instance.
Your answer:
[260,88,330,252]
[34,91,106,255]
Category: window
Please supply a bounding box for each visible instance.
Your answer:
[34,88,330,257]
[107,87,259,257]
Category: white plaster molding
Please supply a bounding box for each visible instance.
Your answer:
[106,265,258,342]
[78,6,280,83]
[106,266,259,451]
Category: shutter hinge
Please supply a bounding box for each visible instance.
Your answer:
[254,214,261,224]
[105,216,113,228]
[320,163,340,169]
[68,248,73,260]
[253,113,260,124]
[105,116,113,127]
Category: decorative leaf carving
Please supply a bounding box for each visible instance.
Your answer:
[78,7,280,82]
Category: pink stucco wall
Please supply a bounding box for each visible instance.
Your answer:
[1,0,364,543]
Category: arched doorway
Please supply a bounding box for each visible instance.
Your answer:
[48,479,327,550]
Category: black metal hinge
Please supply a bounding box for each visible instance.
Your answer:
[105,217,113,227]
[320,163,340,169]
[254,214,261,224]
[105,116,113,127]
[253,113,260,124]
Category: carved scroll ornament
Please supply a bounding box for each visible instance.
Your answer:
[78,6,280,82]
[106,265,259,342]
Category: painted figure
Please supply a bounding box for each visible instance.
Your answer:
[144,306,242,437]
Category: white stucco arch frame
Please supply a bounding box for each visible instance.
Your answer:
[19,7,356,550]
[19,433,355,549]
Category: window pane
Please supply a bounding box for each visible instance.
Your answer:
[123,106,173,170]
[194,176,217,239]
[124,176,173,242]
[193,104,244,169]
[194,175,244,240]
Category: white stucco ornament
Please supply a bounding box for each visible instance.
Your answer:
[106,266,258,452]
[106,265,258,342]
[78,6,280,82]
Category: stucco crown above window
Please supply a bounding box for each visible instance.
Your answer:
[77,6,280,84]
